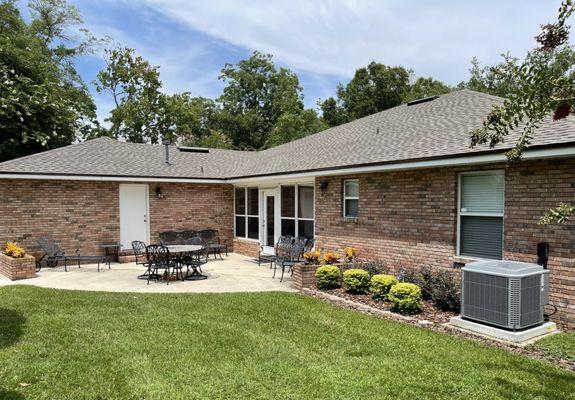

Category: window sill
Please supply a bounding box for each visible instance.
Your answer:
[453,255,481,265]
[342,217,359,223]
[233,237,260,243]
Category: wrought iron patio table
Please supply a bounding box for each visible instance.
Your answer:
[100,243,122,265]
[165,245,207,281]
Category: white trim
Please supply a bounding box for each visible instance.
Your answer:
[343,179,359,218]
[3,146,575,184]
[119,183,150,247]
[228,146,575,184]
[234,187,260,240]
[0,174,223,184]
[260,188,280,251]
[457,169,505,258]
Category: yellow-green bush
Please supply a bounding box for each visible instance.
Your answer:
[4,242,25,258]
[315,265,340,290]
[388,283,423,315]
[343,268,370,293]
[370,274,398,300]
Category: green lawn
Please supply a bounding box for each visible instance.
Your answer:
[532,332,575,362]
[0,286,573,400]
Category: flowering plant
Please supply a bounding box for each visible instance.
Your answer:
[303,250,321,265]
[344,247,357,262]
[4,242,25,258]
[322,252,341,264]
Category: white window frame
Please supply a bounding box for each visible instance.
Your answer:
[280,184,315,238]
[456,170,505,258]
[343,179,359,218]
[234,187,259,240]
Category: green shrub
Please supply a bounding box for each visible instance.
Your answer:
[343,268,370,293]
[315,265,340,290]
[388,283,423,315]
[430,271,461,312]
[370,274,398,300]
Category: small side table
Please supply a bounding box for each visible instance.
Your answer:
[100,243,123,268]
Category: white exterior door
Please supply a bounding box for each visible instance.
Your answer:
[119,184,149,249]
[260,188,279,254]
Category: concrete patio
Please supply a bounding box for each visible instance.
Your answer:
[0,253,296,293]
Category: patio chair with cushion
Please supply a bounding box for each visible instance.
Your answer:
[145,244,174,285]
[36,236,109,272]
[258,235,294,268]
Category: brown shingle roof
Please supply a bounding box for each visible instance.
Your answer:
[1,90,574,180]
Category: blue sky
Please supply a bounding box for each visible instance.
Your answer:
[19,1,563,123]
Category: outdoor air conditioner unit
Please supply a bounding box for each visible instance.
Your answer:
[461,260,549,330]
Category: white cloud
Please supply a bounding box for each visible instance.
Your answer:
[139,0,560,84]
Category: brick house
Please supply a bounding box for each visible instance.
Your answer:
[0,90,574,327]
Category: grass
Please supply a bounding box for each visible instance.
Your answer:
[0,286,573,400]
[532,332,575,362]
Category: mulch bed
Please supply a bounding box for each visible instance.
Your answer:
[322,287,458,324]
[303,286,575,373]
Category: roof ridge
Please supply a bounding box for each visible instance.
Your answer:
[458,88,506,102]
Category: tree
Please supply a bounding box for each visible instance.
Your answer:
[215,51,306,149]
[94,47,164,143]
[405,77,451,102]
[336,62,411,120]
[267,109,327,147]
[470,0,575,224]
[184,130,233,149]
[319,97,350,127]
[0,0,97,162]
[319,62,449,127]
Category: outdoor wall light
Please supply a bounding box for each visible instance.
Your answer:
[319,180,329,196]
[155,186,165,199]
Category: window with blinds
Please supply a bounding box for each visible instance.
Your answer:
[458,171,504,259]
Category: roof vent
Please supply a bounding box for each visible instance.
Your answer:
[407,95,439,106]
[177,146,209,154]
[163,142,171,165]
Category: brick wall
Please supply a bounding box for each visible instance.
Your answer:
[314,158,575,329]
[0,253,36,280]
[148,182,233,247]
[0,180,120,259]
[315,168,458,270]
[503,159,575,328]
[232,238,260,259]
[0,180,234,261]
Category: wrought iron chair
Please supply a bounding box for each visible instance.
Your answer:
[181,230,199,244]
[159,231,180,245]
[184,236,202,246]
[273,238,308,282]
[302,238,315,254]
[36,236,108,272]
[145,244,174,285]
[258,235,294,268]
[199,229,228,259]
[181,244,209,280]
[132,241,150,279]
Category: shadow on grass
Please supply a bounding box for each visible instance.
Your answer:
[0,387,25,400]
[493,357,575,399]
[0,308,26,349]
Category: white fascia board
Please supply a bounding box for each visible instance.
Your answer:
[0,174,223,184]
[2,145,574,185]
[227,145,575,184]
